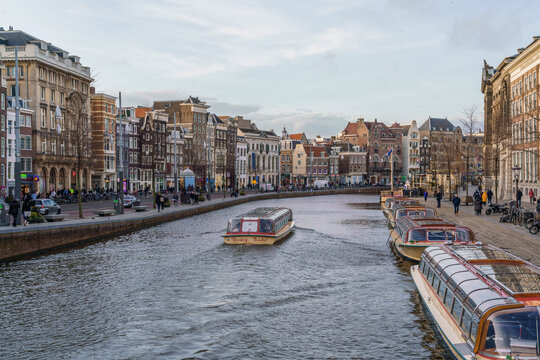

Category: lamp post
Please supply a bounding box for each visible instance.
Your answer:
[117,92,124,214]
[512,166,521,206]
[173,112,178,193]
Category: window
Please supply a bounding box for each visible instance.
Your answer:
[1,137,4,157]
[1,93,4,110]
[7,139,12,157]
[41,87,45,100]
[41,109,46,128]
[50,90,55,103]
[26,115,32,127]
[51,139,57,155]
[0,115,4,131]
[60,141,65,155]
[0,164,4,186]
[41,138,47,154]
[50,110,55,129]
[60,92,64,105]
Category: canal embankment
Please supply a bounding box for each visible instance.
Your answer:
[424,197,540,266]
[0,187,384,262]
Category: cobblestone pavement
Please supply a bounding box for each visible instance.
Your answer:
[423,196,540,266]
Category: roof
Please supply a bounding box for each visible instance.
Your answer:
[183,96,203,105]
[303,144,328,157]
[342,122,358,135]
[290,133,304,140]
[135,107,152,118]
[401,124,411,135]
[419,117,456,132]
[390,122,402,129]
[0,29,65,56]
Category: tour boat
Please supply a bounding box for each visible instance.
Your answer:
[382,198,419,219]
[380,189,403,206]
[223,207,295,245]
[390,216,475,262]
[412,244,540,360]
[387,204,437,229]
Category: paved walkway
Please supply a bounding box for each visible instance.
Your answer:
[423,196,540,266]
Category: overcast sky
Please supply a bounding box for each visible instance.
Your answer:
[3,0,539,136]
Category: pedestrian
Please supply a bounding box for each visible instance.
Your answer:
[537,198,540,214]
[173,192,179,207]
[529,189,535,204]
[9,198,20,227]
[452,193,461,215]
[487,188,493,205]
[436,190,442,208]
[481,190,487,206]
[156,192,161,212]
[517,188,523,207]
[423,190,428,202]
[474,195,483,215]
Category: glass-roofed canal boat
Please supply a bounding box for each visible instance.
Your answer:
[390,216,475,262]
[412,244,540,360]
[223,207,295,245]
[382,198,419,219]
[387,204,437,230]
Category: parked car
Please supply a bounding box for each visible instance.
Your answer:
[123,195,140,208]
[29,199,61,215]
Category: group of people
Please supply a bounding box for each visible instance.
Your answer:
[423,185,495,216]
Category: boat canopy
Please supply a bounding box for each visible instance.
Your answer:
[227,207,292,234]
[419,244,540,356]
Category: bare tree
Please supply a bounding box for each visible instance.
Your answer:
[435,135,462,196]
[460,105,481,203]
[67,91,94,218]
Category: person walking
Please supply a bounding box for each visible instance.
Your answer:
[423,190,428,202]
[9,198,20,227]
[529,189,535,204]
[156,192,162,212]
[452,193,461,215]
[481,190,487,206]
[487,188,493,205]
[474,195,483,215]
[517,188,523,207]
[436,190,442,208]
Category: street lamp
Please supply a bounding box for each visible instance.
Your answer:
[512,166,521,206]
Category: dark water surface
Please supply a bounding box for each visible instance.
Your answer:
[0,194,451,359]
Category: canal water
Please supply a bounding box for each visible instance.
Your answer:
[0,194,451,359]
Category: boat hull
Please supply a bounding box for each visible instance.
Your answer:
[391,232,431,262]
[411,265,474,360]
[223,222,295,245]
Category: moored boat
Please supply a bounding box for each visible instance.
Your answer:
[382,198,420,219]
[387,204,437,229]
[390,216,474,262]
[412,244,540,360]
[380,189,403,207]
[223,207,295,245]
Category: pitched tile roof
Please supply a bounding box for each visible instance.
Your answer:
[342,122,358,135]
[135,107,152,118]
[289,133,304,140]
[419,117,456,132]
[303,144,328,157]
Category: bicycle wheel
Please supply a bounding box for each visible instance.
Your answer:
[485,208,492,215]
[529,225,540,235]
[518,216,524,226]
[525,218,535,229]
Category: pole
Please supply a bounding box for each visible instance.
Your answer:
[173,112,178,192]
[390,147,394,191]
[309,150,313,188]
[117,92,124,214]
[14,46,22,224]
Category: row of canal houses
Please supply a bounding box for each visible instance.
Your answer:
[0,26,483,195]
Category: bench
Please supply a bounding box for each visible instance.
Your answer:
[44,214,64,222]
[133,205,148,212]
[94,210,115,216]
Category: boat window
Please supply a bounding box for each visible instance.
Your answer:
[452,300,464,325]
[409,229,426,242]
[432,275,440,292]
[438,281,447,301]
[228,219,242,233]
[456,228,472,242]
[260,219,273,233]
[461,309,473,337]
[444,291,454,312]
[241,220,258,233]
[428,267,435,283]
[427,230,456,242]
[470,317,479,342]
[481,307,540,358]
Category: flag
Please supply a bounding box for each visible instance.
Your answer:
[416,160,421,165]
[384,148,393,158]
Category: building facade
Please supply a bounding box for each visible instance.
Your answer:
[235,135,247,188]
[90,90,116,190]
[402,120,420,180]
[0,28,93,194]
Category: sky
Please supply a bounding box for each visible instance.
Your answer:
[2,0,540,137]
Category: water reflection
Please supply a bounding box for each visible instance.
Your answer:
[0,194,450,359]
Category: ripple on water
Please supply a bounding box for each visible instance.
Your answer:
[0,194,449,359]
